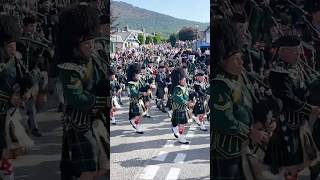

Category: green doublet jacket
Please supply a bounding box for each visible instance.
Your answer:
[128,81,143,103]
[211,73,253,159]
[58,57,106,131]
[172,85,189,112]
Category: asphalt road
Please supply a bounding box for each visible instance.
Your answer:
[13,89,63,180]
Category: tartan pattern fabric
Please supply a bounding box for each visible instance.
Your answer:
[171,110,188,125]
[264,128,303,169]
[172,102,187,111]
[193,100,205,115]
[156,87,165,99]
[211,153,245,180]
[129,103,142,120]
[68,129,98,176]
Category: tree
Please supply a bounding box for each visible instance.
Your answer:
[178,27,197,41]
[153,36,158,44]
[145,35,153,44]
[138,33,145,45]
[161,38,167,43]
[152,33,161,44]
[169,33,177,47]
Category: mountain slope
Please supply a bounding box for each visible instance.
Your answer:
[111,1,209,38]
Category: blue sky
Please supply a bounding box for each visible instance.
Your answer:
[112,0,210,23]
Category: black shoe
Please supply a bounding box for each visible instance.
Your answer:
[135,131,144,134]
[32,129,43,137]
[161,109,167,113]
[143,114,151,118]
[178,140,190,144]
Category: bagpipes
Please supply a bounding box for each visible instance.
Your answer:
[18,36,53,67]
[241,67,283,180]
[89,51,110,173]
[186,86,197,122]
[0,55,34,159]
[296,55,320,167]
[17,37,51,108]
[137,79,154,116]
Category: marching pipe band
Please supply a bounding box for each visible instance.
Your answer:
[212,0,320,180]
[0,0,110,180]
[110,44,211,146]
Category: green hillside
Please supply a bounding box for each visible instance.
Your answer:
[111,1,209,38]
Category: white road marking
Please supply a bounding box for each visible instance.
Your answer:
[165,168,181,180]
[164,140,175,148]
[153,151,169,161]
[186,131,195,138]
[141,165,160,179]
[173,153,186,164]
[181,144,190,149]
[163,118,171,122]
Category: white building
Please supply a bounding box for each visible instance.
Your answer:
[110,34,123,55]
[110,25,153,53]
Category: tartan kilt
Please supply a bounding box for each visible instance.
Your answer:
[156,87,165,99]
[129,102,143,120]
[264,127,303,172]
[193,100,205,115]
[67,128,98,176]
[171,110,188,125]
[212,151,245,180]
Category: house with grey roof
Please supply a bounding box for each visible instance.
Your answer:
[110,25,154,53]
